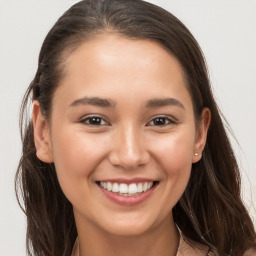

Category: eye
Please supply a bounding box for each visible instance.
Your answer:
[80,116,109,126]
[147,116,176,126]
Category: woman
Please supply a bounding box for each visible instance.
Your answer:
[16,0,256,255]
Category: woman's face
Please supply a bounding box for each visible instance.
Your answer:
[34,34,209,236]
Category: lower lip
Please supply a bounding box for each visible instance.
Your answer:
[99,185,157,206]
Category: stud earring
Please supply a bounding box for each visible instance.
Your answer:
[194,152,199,156]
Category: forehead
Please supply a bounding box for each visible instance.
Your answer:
[64,33,185,79]
[54,33,192,111]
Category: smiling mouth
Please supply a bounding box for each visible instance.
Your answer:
[96,181,159,196]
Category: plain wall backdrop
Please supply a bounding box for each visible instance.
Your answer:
[0,0,255,254]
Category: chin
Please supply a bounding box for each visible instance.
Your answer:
[105,224,152,237]
[98,214,162,237]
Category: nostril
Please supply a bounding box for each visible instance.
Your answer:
[108,150,150,170]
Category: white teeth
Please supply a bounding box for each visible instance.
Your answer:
[137,183,143,193]
[143,183,148,192]
[128,183,137,194]
[99,181,154,196]
[107,182,112,191]
[112,183,119,192]
[119,183,128,193]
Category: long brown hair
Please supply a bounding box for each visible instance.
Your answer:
[16,0,256,255]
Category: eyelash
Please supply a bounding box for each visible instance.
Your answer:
[79,116,109,126]
[146,116,177,127]
[79,115,176,127]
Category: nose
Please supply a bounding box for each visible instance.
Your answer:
[108,124,150,170]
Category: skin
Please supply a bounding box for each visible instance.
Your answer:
[33,34,210,256]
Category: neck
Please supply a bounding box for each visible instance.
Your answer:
[74,211,179,256]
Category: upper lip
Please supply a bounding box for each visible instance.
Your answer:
[96,178,157,184]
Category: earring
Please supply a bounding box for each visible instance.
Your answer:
[194,152,199,156]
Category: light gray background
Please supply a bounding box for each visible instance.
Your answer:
[0,0,255,255]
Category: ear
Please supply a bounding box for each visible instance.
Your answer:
[32,100,53,163]
[192,108,211,163]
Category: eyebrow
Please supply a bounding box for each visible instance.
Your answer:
[69,96,115,108]
[146,98,185,109]
[69,96,185,110]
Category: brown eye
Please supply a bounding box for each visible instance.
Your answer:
[147,116,175,126]
[80,116,109,126]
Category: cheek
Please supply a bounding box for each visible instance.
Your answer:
[151,128,195,198]
[152,129,195,172]
[50,127,107,199]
